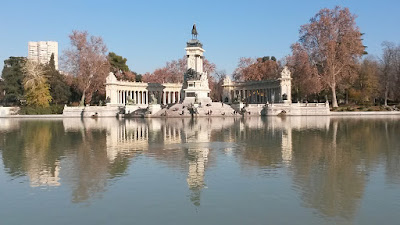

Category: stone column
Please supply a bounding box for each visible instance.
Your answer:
[163,92,166,104]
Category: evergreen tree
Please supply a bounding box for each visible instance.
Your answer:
[1,57,26,105]
[47,54,71,104]
[108,52,130,73]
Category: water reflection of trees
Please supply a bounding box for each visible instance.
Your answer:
[0,116,399,213]
[289,117,400,220]
[0,120,65,185]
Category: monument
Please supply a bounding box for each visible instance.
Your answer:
[181,24,212,105]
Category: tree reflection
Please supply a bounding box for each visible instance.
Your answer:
[0,120,65,186]
[0,116,399,213]
[289,117,400,220]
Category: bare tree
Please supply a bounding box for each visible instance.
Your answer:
[380,42,400,105]
[62,30,110,105]
[294,6,365,107]
[209,70,226,101]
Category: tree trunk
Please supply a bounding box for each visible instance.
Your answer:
[331,85,338,108]
[80,80,91,106]
[384,83,389,106]
[80,91,86,106]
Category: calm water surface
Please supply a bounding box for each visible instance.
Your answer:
[0,116,400,225]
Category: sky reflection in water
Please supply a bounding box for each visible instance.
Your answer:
[0,116,399,225]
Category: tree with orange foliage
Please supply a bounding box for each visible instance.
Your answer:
[233,57,279,81]
[294,6,365,107]
[63,30,110,105]
[142,57,216,83]
[287,43,322,101]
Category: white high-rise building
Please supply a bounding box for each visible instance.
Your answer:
[28,41,58,70]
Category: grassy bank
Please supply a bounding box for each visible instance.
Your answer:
[331,104,400,112]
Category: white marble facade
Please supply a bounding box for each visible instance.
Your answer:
[222,67,292,104]
[105,26,292,107]
[105,73,182,106]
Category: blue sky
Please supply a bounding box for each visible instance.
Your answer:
[1,0,399,75]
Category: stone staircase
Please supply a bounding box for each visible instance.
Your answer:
[148,102,243,117]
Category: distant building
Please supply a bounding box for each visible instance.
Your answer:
[28,41,58,70]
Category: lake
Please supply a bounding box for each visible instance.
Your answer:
[0,116,399,225]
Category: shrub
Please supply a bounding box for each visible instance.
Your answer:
[19,105,64,115]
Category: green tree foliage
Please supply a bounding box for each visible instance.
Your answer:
[108,52,130,73]
[23,60,52,107]
[135,74,142,82]
[0,78,4,103]
[108,52,141,82]
[47,54,71,104]
[1,57,26,105]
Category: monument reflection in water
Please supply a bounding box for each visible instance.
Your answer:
[0,116,400,224]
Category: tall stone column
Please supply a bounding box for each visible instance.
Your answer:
[163,92,166,104]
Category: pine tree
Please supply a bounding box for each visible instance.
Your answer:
[47,53,71,104]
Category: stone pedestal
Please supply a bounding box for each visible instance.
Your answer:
[232,102,244,113]
[283,100,291,105]
[148,104,161,114]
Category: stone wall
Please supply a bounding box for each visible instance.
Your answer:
[63,106,120,117]
[264,103,330,116]
[0,107,19,117]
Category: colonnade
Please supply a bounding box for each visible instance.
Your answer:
[115,90,181,105]
[230,87,282,104]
